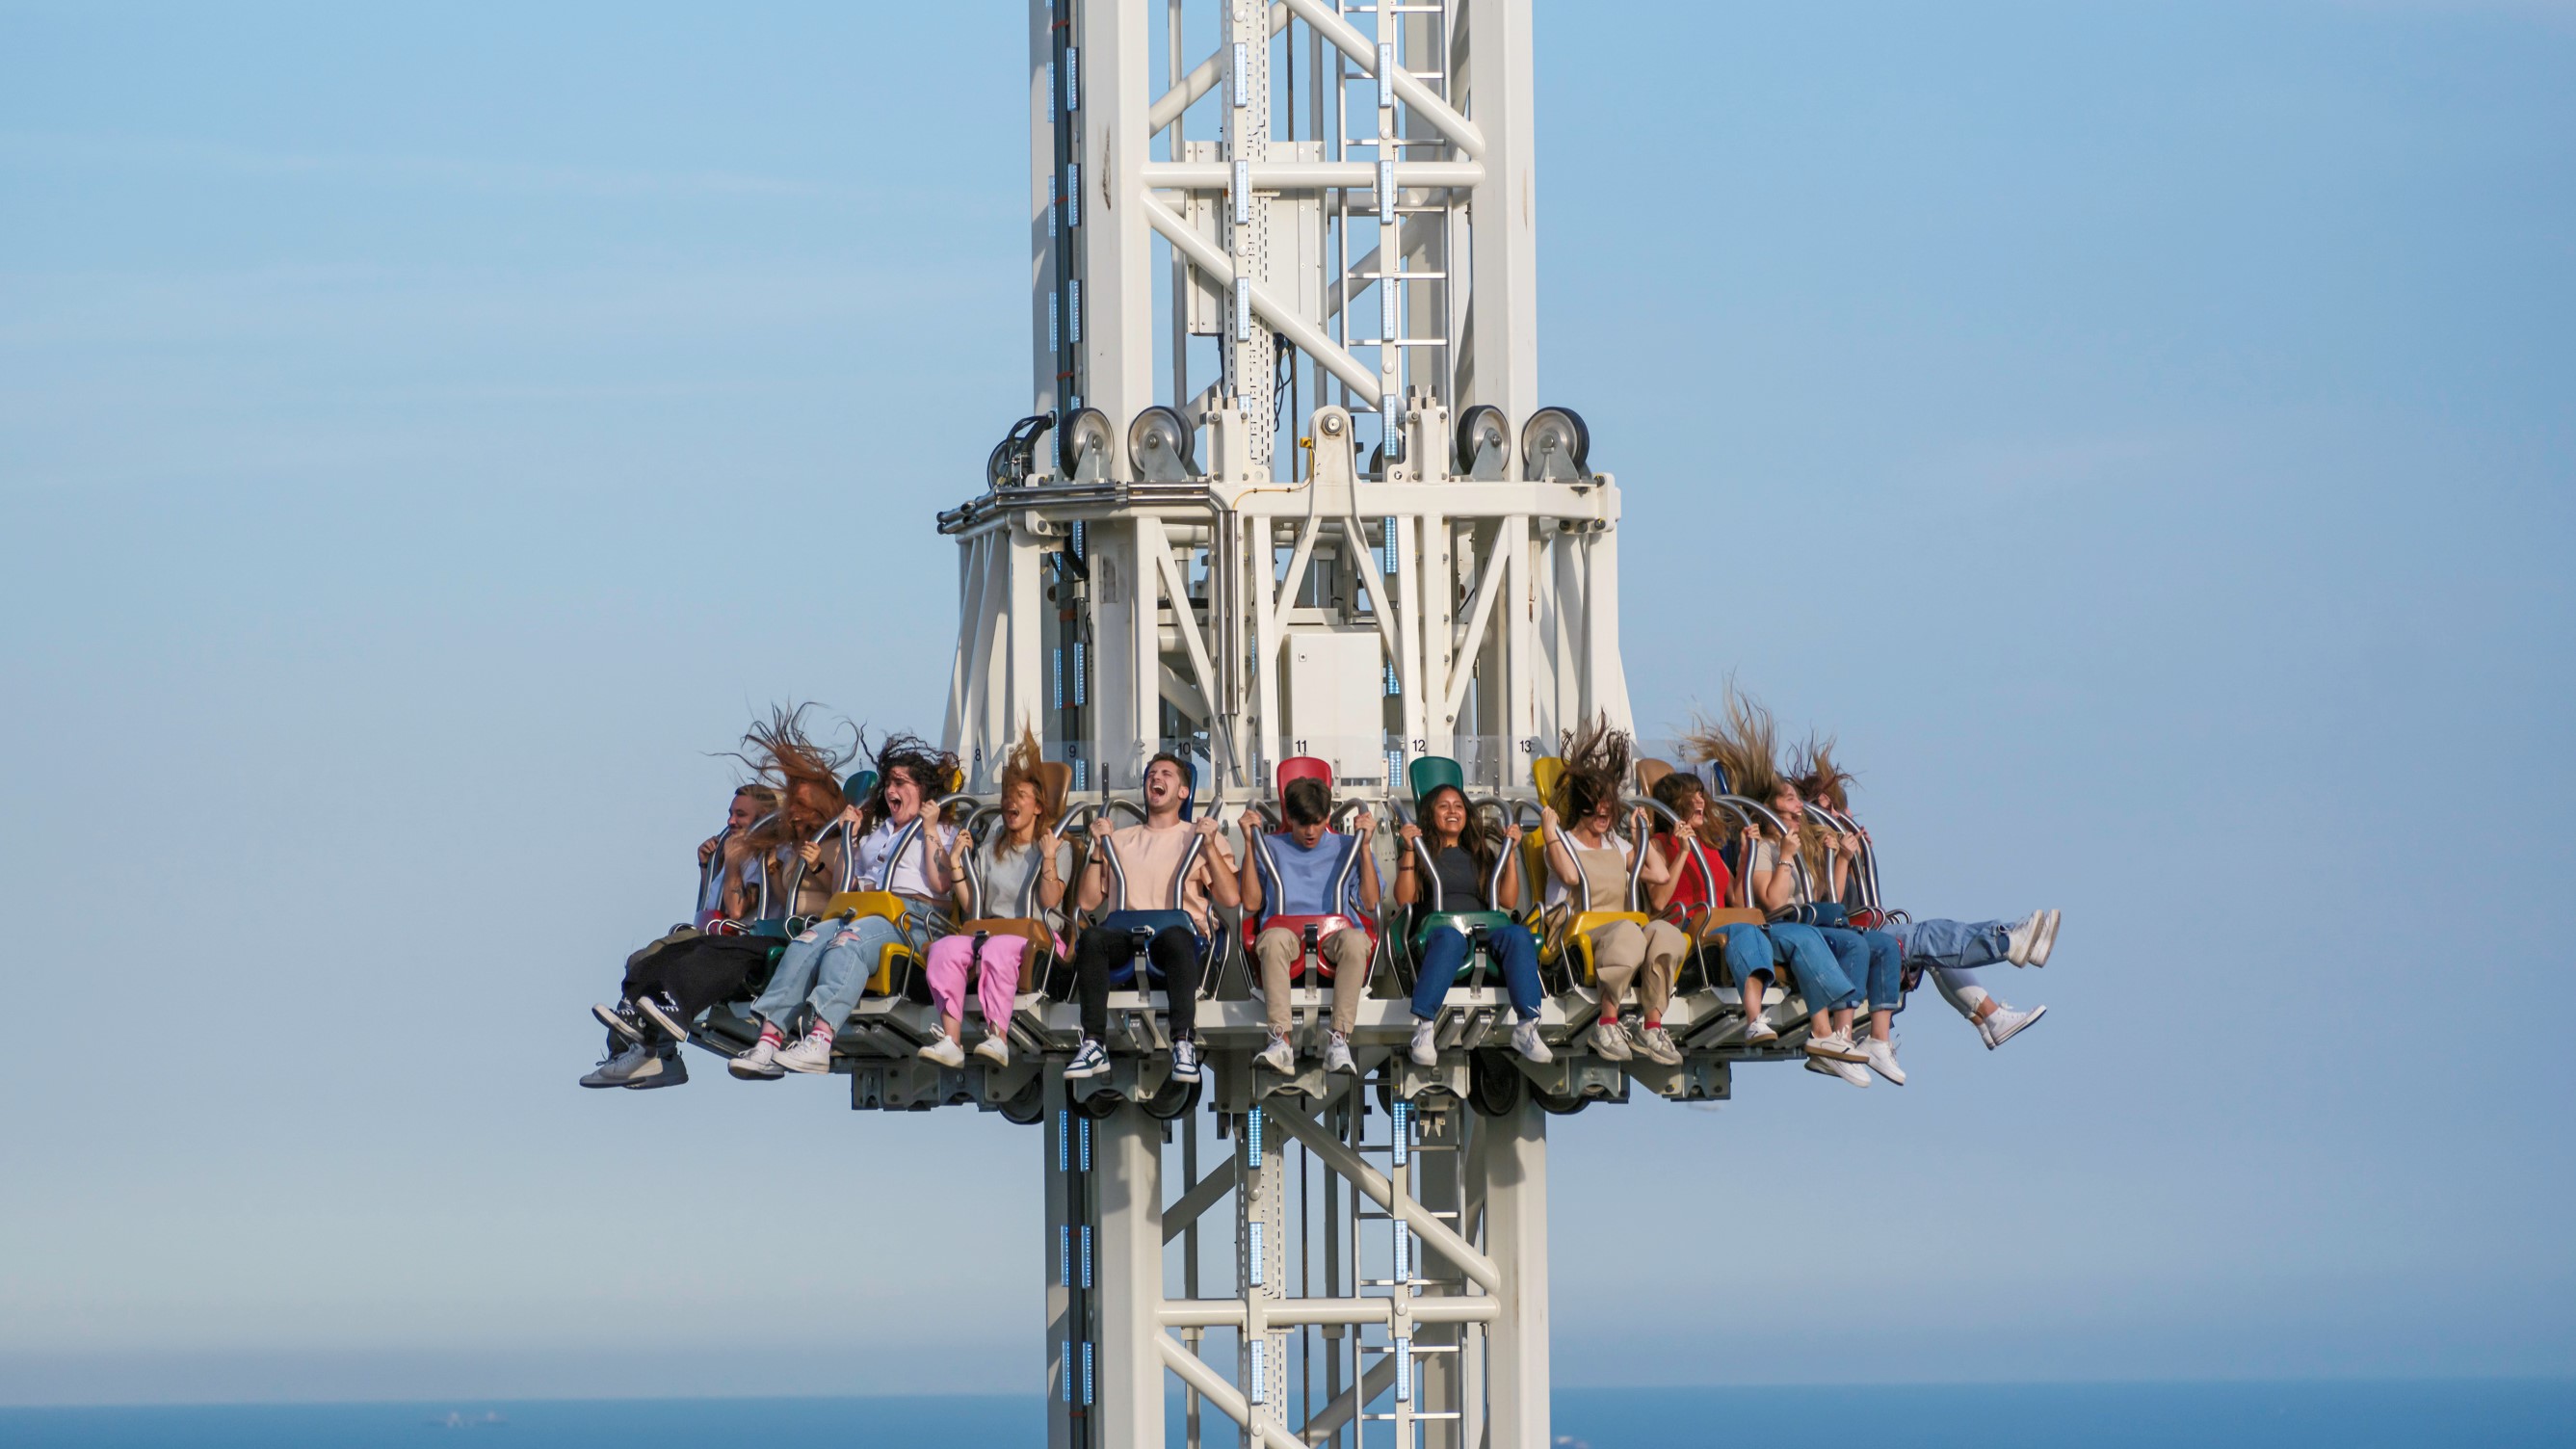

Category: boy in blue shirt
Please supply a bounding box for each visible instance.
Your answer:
[1236,777,1380,1074]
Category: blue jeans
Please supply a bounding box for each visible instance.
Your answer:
[1410,923,1543,1022]
[1763,920,1859,1013]
[1891,918,2011,972]
[1707,922,1775,990]
[1818,926,1905,1014]
[752,910,938,1035]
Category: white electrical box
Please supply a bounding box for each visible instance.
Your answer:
[1285,630,1388,782]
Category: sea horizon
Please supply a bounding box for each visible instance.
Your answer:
[3,1377,2569,1448]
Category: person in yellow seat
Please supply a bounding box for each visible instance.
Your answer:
[1065,752,1242,1086]
[1537,721,1689,1066]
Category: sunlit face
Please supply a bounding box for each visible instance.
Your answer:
[726,794,760,832]
[1289,815,1330,849]
[1584,794,1615,831]
[882,766,925,824]
[1771,782,1803,826]
[1001,779,1040,835]
[1143,759,1187,810]
[1674,787,1707,830]
[1428,789,1467,841]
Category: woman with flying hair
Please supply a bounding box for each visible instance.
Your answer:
[1536,718,1691,1067]
[619,707,854,1059]
[1688,693,1875,1088]
[1792,745,2055,1053]
[913,730,1067,1069]
[733,727,962,1079]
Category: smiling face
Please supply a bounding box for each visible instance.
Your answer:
[1426,787,1468,844]
[726,793,760,832]
[1770,781,1803,830]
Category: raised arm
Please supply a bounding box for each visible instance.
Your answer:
[1392,823,1424,908]
[1352,810,1381,912]
[1538,805,1585,887]
[1494,825,1524,911]
[1195,815,1242,909]
[1033,831,1066,912]
[1075,816,1115,912]
[1631,808,1673,888]
[1235,808,1267,914]
[1645,836,1688,913]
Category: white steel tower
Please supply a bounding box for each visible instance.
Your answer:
[943,0,1632,802]
[928,5,1659,1446]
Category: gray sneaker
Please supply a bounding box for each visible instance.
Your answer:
[1636,1025,1683,1067]
[1588,1020,1634,1062]
[581,1042,654,1088]
[621,1049,689,1090]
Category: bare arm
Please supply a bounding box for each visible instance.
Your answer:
[1075,819,1113,911]
[1392,824,1424,908]
[1751,833,1801,913]
[1495,827,1523,911]
[1235,810,1266,914]
[1538,806,1585,888]
[1645,838,1687,913]
[1033,833,1066,911]
[1196,817,1243,909]
[1352,811,1380,913]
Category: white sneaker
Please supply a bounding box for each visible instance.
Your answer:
[1065,1038,1110,1079]
[1409,1019,1439,1067]
[1510,1020,1553,1064]
[919,1033,967,1068]
[776,1028,835,1074]
[973,1034,1012,1067]
[1742,1011,1778,1045]
[1255,1033,1297,1074]
[1803,1030,1867,1064]
[1324,1032,1356,1074]
[1806,1055,1870,1088]
[1636,1025,1683,1066]
[729,1037,784,1080]
[1170,1038,1201,1084]
[2030,909,2062,967]
[1979,1003,2047,1049]
[1861,1035,1906,1085]
[1588,1019,1634,1061]
[2005,911,2043,966]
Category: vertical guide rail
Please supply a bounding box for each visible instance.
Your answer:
[1238,1106,1290,1445]
[1045,1078,1091,1449]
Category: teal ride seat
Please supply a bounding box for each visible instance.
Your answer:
[1400,754,1511,989]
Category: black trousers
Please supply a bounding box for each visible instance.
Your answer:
[1073,925,1201,1042]
[622,933,779,1030]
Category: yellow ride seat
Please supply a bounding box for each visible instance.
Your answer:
[819,889,932,997]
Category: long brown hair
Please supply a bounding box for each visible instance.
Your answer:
[1552,715,1632,829]
[733,705,854,853]
[1683,686,1786,843]
[1418,782,1501,890]
[858,731,959,833]
[994,728,1048,849]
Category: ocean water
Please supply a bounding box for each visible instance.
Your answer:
[2,1381,2569,1448]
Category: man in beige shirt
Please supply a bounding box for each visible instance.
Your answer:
[1065,752,1241,1086]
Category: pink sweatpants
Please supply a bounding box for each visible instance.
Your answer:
[924,932,1046,1027]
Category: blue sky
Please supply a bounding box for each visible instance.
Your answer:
[1,0,2569,1407]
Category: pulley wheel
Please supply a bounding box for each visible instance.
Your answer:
[1127,405,1197,482]
[1519,406,1590,481]
[1454,404,1511,479]
[1057,407,1115,479]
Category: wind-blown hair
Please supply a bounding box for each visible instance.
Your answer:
[1551,715,1632,826]
[1793,735,1856,815]
[994,728,1052,845]
[860,731,959,832]
[733,705,854,852]
[1683,687,1787,841]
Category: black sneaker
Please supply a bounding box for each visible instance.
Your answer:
[635,992,692,1041]
[592,1001,646,1044]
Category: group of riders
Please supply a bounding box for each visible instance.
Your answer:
[581,697,2058,1097]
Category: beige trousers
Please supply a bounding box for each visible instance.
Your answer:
[1588,918,1688,1020]
[1255,925,1373,1036]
